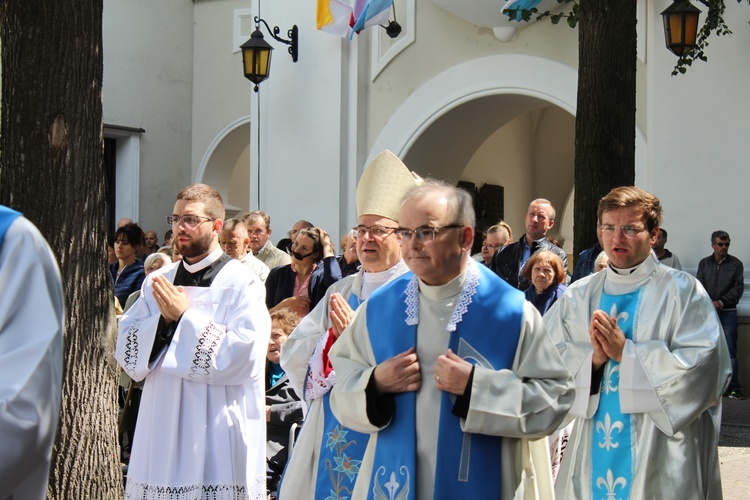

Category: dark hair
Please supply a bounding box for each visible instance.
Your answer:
[164,229,173,240]
[711,230,730,244]
[659,228,668,238]
[295,227,324,261]
[114,223,144,248]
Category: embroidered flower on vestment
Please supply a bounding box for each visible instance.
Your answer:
[333,452,362,481]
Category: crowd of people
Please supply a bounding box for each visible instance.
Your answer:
[109,150,740,500]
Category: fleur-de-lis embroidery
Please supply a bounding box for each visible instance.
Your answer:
[602,363,620,394]
[608,303,629,326]
[372,466,410,500]
[596,413,624,452]
[596,469,627,500]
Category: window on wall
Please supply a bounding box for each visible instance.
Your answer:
[104,138,117,241]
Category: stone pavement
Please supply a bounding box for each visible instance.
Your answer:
[720,396,750,498]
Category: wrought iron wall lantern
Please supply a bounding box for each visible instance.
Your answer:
[240,16,298,92]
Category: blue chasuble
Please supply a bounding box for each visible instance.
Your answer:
[591,290,641,500]
[314,292,370,500]
[365,263,524,500]
[0,205,22,253]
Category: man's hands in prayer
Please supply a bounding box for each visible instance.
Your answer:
[373,347,421,395]
[589,309,626,369]
[434,349,472,396]
[329,293,355,338]
[152,275,188,323]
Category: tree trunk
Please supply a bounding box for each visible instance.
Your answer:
[574,0,637,257]
[0,0,122,497]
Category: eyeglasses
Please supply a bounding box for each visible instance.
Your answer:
[598,224,645,238]
[166,215,214,228]
[395,224,463,243]
[715,242,730,248]
[482,243,502,250]
[353,224,398,239]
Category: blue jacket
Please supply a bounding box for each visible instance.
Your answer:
[524,282,567,316]
[110,260,146,308]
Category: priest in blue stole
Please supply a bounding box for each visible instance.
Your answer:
[546,186,731,499]
[330,181,574,500]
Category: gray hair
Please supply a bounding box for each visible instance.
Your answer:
[399,179,475,228]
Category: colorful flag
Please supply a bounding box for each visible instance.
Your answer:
[502,0,543,21]
[350,0,393,36]
[317,0,353,37]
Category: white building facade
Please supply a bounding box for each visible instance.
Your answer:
[103,0,750,382]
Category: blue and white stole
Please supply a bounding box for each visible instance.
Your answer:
[0,205,22,254]
[365,263,524,500]
[591,289,641,500]
[314,292,370,500]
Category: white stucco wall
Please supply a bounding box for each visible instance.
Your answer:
[103,0,194,235]
[646,0,750,270]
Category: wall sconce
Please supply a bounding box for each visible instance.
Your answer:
[661,0,701,56]
[240,16,298,92]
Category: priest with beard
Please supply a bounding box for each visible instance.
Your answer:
[116,183,271,499]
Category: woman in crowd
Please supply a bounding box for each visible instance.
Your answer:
[110,223,146,309]
[521,250,567,316]
[479,222,513,266]
[265,227,342,317]
[521,249,569,481]
[594,250,609,272]
[266,309,305,498]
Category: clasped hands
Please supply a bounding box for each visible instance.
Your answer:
[590,309,626,369]
[152,275,188,323]
[372,348,473,397]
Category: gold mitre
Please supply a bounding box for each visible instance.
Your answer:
[356,150,422,221]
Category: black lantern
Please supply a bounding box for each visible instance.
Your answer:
[661,0,701,56]
[240,17,298,91]
[240,29,273,92]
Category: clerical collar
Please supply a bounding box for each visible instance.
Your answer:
[604,252,658,294]
[419,262,469,301]
[182,246,223,273]
[361,260,408,301]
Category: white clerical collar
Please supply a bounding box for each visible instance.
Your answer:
[419,261,469,301]
[361,261,407,301]
[604,251,658,294]
[182,246,223,273]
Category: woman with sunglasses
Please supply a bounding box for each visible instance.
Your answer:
[265,227,342,317]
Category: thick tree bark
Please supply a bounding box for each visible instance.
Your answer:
[0,0,122,497]
[574,0,637,257]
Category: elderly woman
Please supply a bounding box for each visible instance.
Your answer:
[266,309,305,497]
[122,252,173,312]
[521,249,567,316]
[594,250,609,272]
[265,227,342,317]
